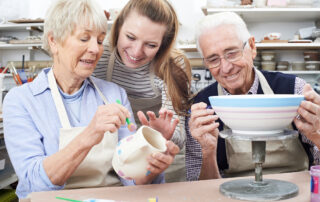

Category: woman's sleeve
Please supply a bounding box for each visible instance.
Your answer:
[3,88,63,198]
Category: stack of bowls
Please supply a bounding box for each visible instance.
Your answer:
[253,52,261,69]
[276,61,289,71]
[261,51,276,71]
[292,61,305,71]
[304,51,320,71]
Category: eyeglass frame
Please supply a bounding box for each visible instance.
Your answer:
[203,40,248,69]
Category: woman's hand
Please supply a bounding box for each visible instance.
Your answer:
[294,84,320,148]
[137,108,179,140]
[84,103,130,147]
[189,102,220,157]
[134,141,179,185]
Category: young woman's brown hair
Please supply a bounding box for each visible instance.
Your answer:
[110,0,191,115]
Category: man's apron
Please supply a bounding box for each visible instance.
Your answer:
[106,52,186,182]
[48,69,120,188]
[217,70,309,177]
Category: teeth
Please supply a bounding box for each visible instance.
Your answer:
[226,73,238,80]
[129,55,138,61]
[80,59,94,64]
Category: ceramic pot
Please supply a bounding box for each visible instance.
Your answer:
[112,126,167,180]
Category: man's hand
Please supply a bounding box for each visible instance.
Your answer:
[189,102,220,156]
[294,84,320,148]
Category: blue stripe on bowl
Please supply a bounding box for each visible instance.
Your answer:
[209,95,304,108]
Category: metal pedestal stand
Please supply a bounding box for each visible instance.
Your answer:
[219,129,299,201]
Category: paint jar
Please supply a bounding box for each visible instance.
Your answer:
[311,165,320,202]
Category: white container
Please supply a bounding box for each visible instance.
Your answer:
[261,51,276,61]
[261,61,276,71]
[292,61,305,71]
[253,0,267,7]
[305,61,320,71]
[287,0,313,7]
[112,126,167,180]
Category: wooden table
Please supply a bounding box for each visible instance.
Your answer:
[21,171,311,202]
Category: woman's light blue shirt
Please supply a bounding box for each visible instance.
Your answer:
[3,68,164,198]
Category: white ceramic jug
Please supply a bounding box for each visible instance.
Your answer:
[112,126,167,180]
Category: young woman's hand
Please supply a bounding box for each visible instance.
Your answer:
[137,108,179,140]
[134,141,179,185]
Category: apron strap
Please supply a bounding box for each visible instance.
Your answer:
[49,69,110,129]
[106,51,115,82]
[256,69,274,95]
[48,68,72,129]
[88,77,109,104]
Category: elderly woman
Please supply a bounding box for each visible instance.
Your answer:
[3,0,178,199]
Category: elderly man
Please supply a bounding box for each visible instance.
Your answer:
[186,12,320,180]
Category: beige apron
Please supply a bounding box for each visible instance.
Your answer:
[218,70,309,177]
[48,69,120,188]
[107,52,186,182]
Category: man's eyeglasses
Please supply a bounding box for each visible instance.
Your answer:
[203,41,248,69]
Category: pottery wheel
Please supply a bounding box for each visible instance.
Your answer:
[220,179,298,201]
[219,129,299,201]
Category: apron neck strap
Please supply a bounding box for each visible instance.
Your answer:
[88,77,109,104]
[256,69,274,95]
[48,69,110,129]
[106,51,115,82]
[48,68,72,128]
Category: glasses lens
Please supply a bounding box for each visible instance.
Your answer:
[225,49,242,62]
[206,57,220,68]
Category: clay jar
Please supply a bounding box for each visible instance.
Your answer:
[112,126,167,180]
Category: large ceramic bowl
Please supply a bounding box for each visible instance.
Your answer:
[208,94,304,135]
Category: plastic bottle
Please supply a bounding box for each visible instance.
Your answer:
[311,165,320,202]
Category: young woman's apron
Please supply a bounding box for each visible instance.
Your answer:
[217,70,309,177]
[106,52,186,182]
[48,69,120,188]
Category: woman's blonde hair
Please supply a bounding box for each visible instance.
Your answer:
[110,0,191,115]
[42,0,108,55]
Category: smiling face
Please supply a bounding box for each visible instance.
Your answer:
[51,24,106,81]
[116,10,167,68]
[199,24,257,95]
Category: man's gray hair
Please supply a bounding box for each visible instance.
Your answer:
[42,0,108,55]
[195,12,251,56]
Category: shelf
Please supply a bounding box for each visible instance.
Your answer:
[202,7,320,22]
[256,43,320,49]
[178,44,197,52]
[0,44,42,50]
[0,21,113,31]
[178,43,320,52]
[278,70,320,74]
[0,23,43,31]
